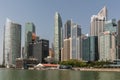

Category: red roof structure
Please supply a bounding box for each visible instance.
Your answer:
[42,64,58,67]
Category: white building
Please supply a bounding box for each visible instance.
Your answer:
[3,19,21,68]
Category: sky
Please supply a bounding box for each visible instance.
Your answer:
[0,0,120,64]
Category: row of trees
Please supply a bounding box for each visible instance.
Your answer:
[59,59,111,68]
[44,57,111,68]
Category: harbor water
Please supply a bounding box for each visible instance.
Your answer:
[0,68,120,80]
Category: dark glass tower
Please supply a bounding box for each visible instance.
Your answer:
[29,39,49,63]
[64,20,72,39]
[24,22,35,58]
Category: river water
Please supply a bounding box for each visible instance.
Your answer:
[0,68,120,80]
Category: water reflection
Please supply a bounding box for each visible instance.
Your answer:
[0,69,120,80]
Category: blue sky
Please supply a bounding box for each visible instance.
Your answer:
[0,0,120,64]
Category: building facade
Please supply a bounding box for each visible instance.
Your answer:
[70,23,82,60]
[89,36,98,61]
[29,39,49,63]
[24,22,36,58]
[99,31,116,61]
[54,12,63,61]
[82,35,90,61]
[3,19,21,68]
[82,35,98,61]
[104,19,117,33]
[49,48,54,58]
[90,6,107,36]
[62,38,70,61]
[64,20,72,39]
[61,20,72,61]
[117,20,120,59]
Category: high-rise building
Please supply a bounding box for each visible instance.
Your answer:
[61,20,72,61]
[29,39,49,63]
[82,35,90,61]
[64,20,72,39]
[89,36,98,61]
[3,19,21,68]
[70,23,82,60]
[62,38,70,61]
[104,19,117,33]
[90,6,107,60]
[99,31,116,61]
[90,6,107,36]
[24,22,35,58]
[82,35,98,61]
[117,20,120,59]
[54,12,63,61]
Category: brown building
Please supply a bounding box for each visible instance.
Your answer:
[16,58,38,69]
[49,48,54,58]
[62,38,70,61]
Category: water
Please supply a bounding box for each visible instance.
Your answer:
[0,68,120,80]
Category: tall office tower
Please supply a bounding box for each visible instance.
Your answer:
[3,19,21,68]
[24,22,35,58]
[90,6,107,36]
[70,23,82,60]
[54,12,63,61]
[81,35,90,61]
[61,20,72,61]
[118,20,120,59]
[29,39,49,63]
[82,35,98,61]
[64,20,72,39]
[104,19,117,33]
[89,36,98,61]
[99,31,116,61]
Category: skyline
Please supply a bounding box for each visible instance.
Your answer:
[0,0,120,64]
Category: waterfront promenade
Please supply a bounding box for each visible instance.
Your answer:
[73,67,120,72]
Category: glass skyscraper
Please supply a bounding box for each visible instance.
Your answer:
[82,35,98,61]
[3,19,21,68]
[70,23,82,60]
[24,22,35,58]
[64,20,72,39]
[104,19,117,33]
[54,12,63,61]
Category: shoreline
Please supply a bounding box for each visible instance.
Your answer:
[73,68,120,72]
[1,67,120,72]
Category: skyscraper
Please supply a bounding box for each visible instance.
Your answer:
[70,23,82,60]
[82,35,90,61]
[29,39,49,63]
[54,12,63,61]
[24,22,35,58]
[3,19,21,68]
[104,19,117,33]
[61,20,72,61]
[117,20,120,59]
[99,31,116,61]
[82,35,98,61]
[64,20,72,39]
[90,6,107,36]
[90,6,107,60]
